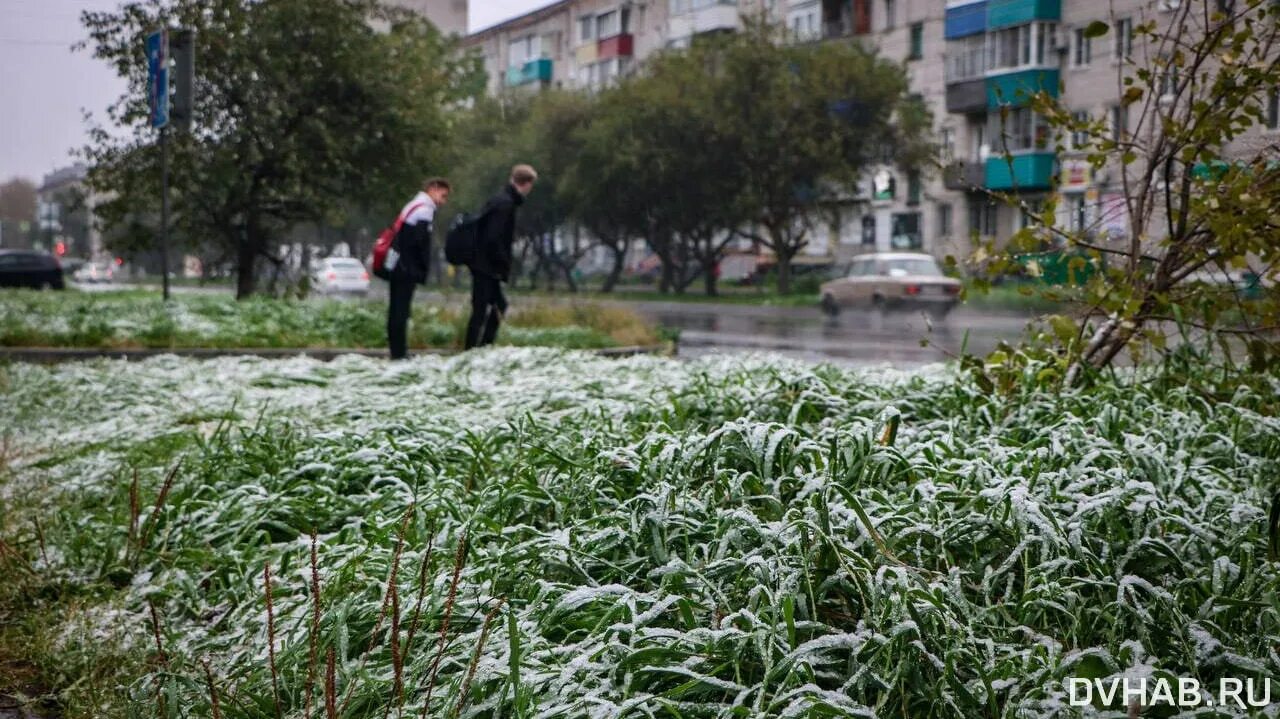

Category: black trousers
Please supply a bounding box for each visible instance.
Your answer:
[387,277,416,359]
[466,273,507,349]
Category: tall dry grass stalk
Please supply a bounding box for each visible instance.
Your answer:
[264,562,283,719]
[421,531,468,718]
[305,531,322,719]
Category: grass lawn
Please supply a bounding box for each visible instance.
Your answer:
[1,348,1278,717]
[0,290,660,351]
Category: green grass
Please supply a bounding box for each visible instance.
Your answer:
[1,347,1278,717]
[0,290,659,350]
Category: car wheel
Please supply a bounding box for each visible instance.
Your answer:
[820,294,840,316]
[871,295,887,313]
[927,304,953,321]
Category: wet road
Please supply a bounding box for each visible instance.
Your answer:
[614,300,1036,367]
[83,283,1038,366]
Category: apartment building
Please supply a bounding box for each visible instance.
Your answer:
[462,1,669,96]
[942,0,1280,254]
[382,0,469,36]
[461,0,1279,264]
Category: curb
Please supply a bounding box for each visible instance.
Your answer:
[0,344,673,364]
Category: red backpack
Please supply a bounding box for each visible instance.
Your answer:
[370,201,425,280]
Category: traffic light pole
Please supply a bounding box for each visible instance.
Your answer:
[160,124,171,301]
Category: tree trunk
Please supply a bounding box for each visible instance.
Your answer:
[776,253,793,295]
[235,234,258,299]
[659,258,673,293]
[602,242,626,293]
[704,263,718,296]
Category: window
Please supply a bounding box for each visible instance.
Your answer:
[884,0,895,30]
[1018,199,1044,231]
[907,171,921,205]
[1115,17,1133,61]
[1070,110,1091,150]
[1072,27,1092,67]
[508,35,537,67]
[861,215,876,245]
[1110,104,1128,141]
[1158,59,1180,99]
[991,107,1051,153]
[908,23,923,60]
[890,213,922,250]
[1069,195,1088,233]
[579,15,595,43]
[969,199,996,236]
[938,203,954,237]
[987,23,1054,71]
[596,11,618,39]
[939,127,955,163]
[1266,88,1279,129]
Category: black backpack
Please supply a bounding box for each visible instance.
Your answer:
[445,212,483,267]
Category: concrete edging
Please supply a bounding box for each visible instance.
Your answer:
[0,343,674,364]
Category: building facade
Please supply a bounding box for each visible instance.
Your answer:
[383,0,469,36]
[461,0,1280,266]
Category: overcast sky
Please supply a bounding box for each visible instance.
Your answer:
[0,0,547,184]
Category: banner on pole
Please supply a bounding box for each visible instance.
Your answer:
[147,29,169,129]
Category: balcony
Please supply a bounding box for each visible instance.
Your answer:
[984,152,1055,190]
[597,33,634,59]
[987,0,1061,30]
[943,160,986,190]
[945,43,987,112]
[505,58,553,87]
[985,67,1060,108]
[945,0,987,39]
[668,1,739,39]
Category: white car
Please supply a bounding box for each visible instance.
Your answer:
[73,261,115,284]
[312,257,370,296]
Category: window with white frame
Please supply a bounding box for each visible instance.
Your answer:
[1114,17,1133,61]
[508,35,538,67]
[597,11,619,39]
[579,15,595,43]
[884,0,895,30]
[1110,103,1128,141]
[987,22,1054,71]
[1072,26,1092,67]
[939,127,955,163]
[990,107,1052,153]
[1069,110,1091,150]
[1069,194,1088,233]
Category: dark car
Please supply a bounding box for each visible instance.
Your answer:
[0,250,66,290]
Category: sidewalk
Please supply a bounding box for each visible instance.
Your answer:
[0,344,671,364]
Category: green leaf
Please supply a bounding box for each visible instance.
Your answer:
[1083,20,1110,39]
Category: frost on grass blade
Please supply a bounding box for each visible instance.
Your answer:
[3,349,1280,717]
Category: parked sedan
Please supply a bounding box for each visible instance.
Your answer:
[312,257,370,296]
[73,261,115,284]
[820,252,961,318]
[0,250,65,290]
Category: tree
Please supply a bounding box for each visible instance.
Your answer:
[0,178,36,224]
[80,0,477,298]
[707,20,930,293]
[975,0,1280,382]
[568,61,748,295]
[448,90,593,291]
[0,178,37,249]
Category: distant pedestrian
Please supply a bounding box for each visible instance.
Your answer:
[465,164,537,349]
[387,178,450,360]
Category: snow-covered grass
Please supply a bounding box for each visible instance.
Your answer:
[1,348,1279,718]
[0,290,659,350]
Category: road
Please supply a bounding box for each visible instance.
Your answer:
[79,282,1037,366]
[614,300,1035,366]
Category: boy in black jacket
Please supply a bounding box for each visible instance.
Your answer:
[466,165,537,349]
[387,178,450,359]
